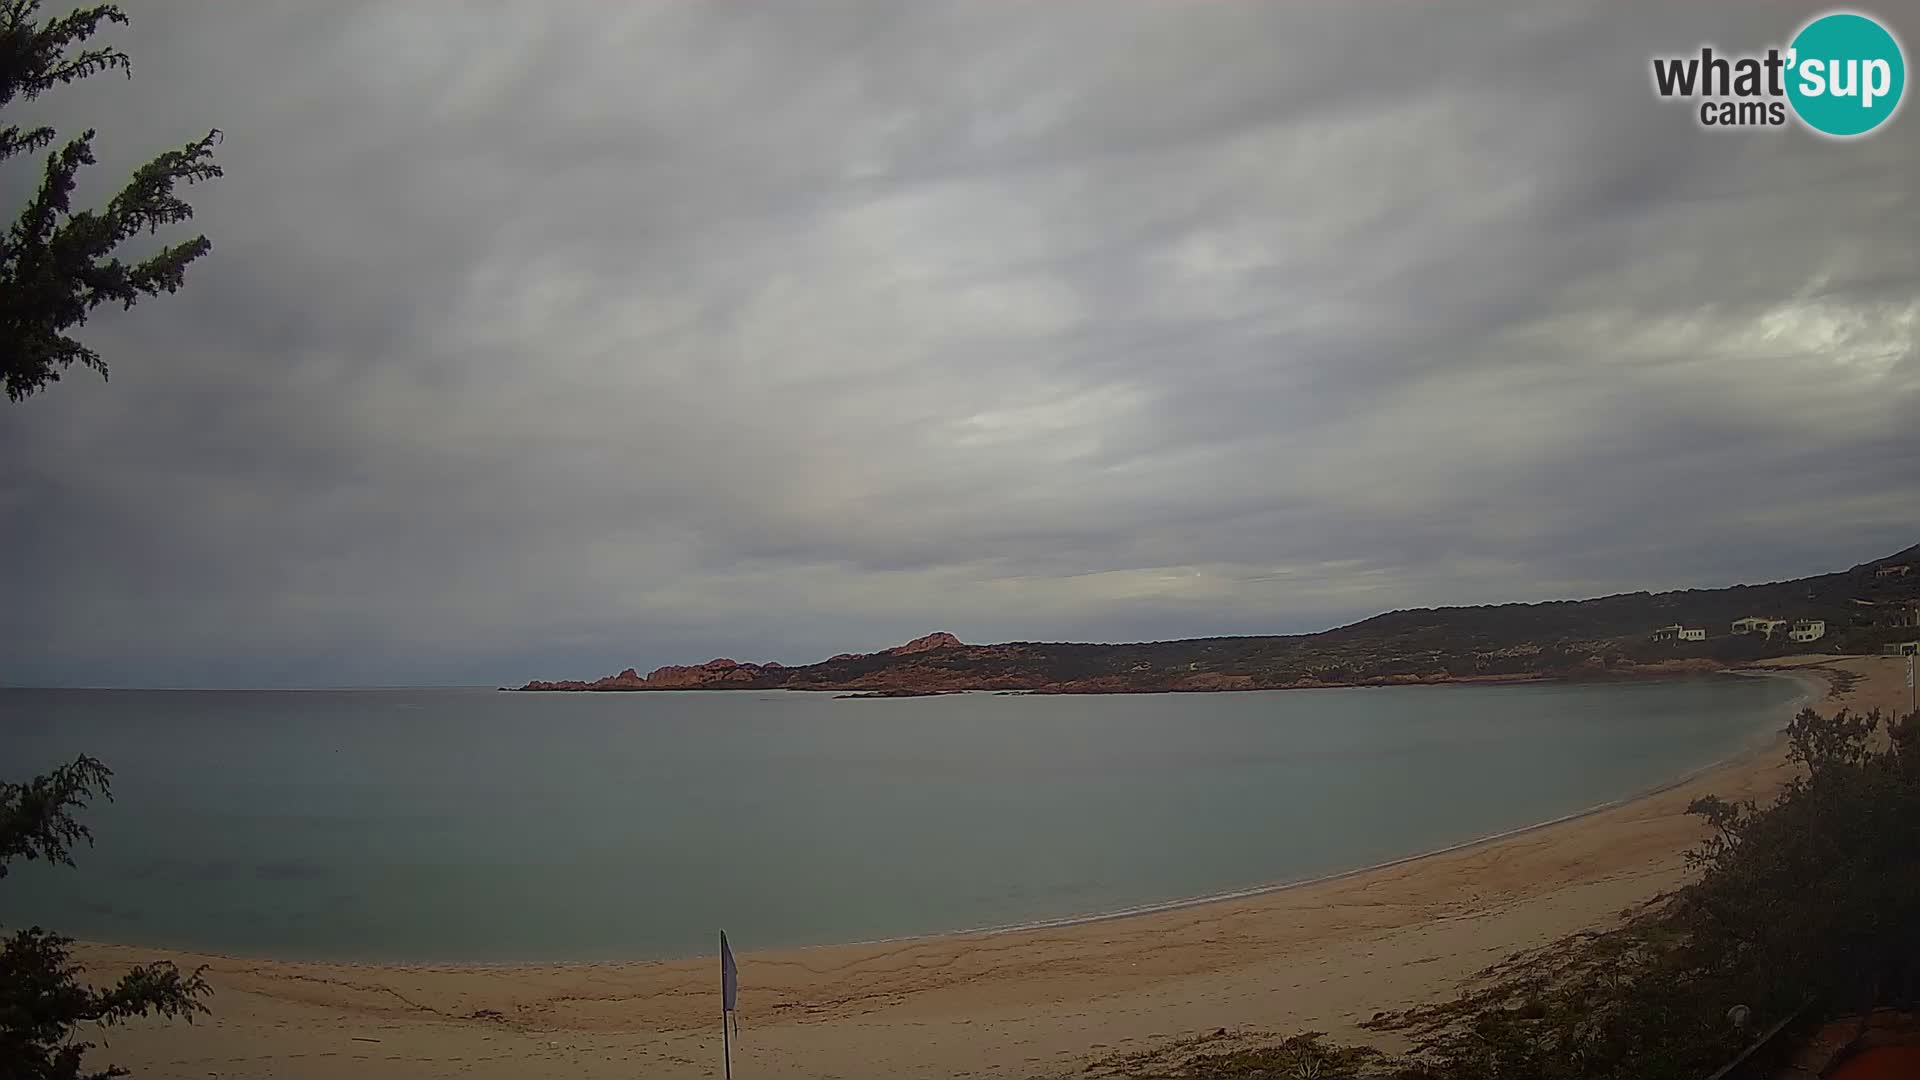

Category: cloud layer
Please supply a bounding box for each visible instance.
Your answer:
[4,0,1916,686]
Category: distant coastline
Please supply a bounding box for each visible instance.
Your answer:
[508,657,1728,696]
[507,541,1917,696]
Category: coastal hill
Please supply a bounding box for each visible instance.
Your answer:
[514,544,1920,694]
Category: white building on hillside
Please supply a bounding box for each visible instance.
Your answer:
[1732,616,1789,638]
[1788,619,1826,643]
[1679,628,1707,642]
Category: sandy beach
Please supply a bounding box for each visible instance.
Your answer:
[73,655,1913,1079]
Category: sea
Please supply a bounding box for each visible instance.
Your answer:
[0,676,1805,963]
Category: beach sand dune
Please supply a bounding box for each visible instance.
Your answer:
[73,655,1911,1078]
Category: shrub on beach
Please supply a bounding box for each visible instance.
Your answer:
[1097,705,1920,1080]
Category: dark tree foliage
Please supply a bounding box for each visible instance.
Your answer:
[0,756,113,879]
[1,757,211,1079]
[1,0,221,402]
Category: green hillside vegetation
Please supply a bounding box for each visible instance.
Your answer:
[766,544,1920,692]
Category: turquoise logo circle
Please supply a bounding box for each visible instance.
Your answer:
[1787,12,1906,137]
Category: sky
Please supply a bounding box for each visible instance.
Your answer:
[3,0,1917,688]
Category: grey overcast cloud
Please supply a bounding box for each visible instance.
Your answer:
[3,0,1916,688]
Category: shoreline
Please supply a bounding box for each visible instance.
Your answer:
[814,667,1816,955]
[66,670,1802,971]
[72,656,1900,1079]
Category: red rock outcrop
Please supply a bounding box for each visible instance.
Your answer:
[515,633,974,692]
[634,658,767,688]
[884,631,964,655]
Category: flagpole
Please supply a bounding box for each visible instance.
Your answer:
[721,930,732,1080]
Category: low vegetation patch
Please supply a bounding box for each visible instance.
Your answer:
[1095,705,1919,1079]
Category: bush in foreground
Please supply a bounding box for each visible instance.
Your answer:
[1093,705,1919,1080]
[1,756,211,1080]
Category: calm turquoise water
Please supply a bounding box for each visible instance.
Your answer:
[0,677,1803,962]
